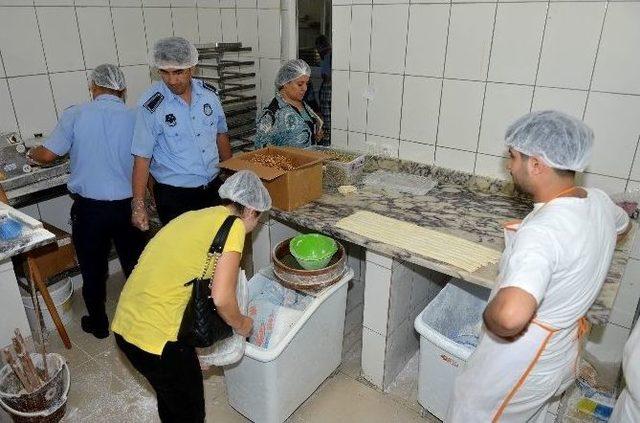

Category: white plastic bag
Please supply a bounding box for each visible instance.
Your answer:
[198,269,248,367]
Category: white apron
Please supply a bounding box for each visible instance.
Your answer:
[448,189,589,422]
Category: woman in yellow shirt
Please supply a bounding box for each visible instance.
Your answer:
[112,170,271,422]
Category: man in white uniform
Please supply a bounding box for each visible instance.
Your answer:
[447,110,630,422]
[610,321,640,422]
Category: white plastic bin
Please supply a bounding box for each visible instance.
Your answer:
[224,268,353,423]
[414,278,490,420]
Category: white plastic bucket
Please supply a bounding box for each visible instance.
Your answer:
[20,277,74,333]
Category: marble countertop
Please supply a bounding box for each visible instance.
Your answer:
[0,203,55,261]
[270,154,634,325]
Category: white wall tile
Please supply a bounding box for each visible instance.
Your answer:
[258,9,280,58]
[584,92,640,179]
[258,0,278,7]
[366,134,399,158]
[113,8,147,66]
[478,83,533,157]
[348,71,368,133]
[172,0,196,6]
[405,4,448,78]
[435,146,475,174]
[219,0,235,7]
[0,80,18,133]
[370,5,408,74]
[437,79,484,151]
[361,327,385,388]
[445,3,495,81]
[236,9,257,50]
[350,5,371,72]
[0,54,4,78]
[50,71,89,115]
[143,8,174,50]
[221,8,238,42]
[531,87,587,119]
[363,261,392,335]
[399,140,434,165]
[121,65,151,107]
[111,0,140,5]
[488,3,546,85]
[332,129,348,149]
[259,58,280,105]
[332,5,350,71]
[236,0,254,6]
[0,7,46,76]
[348,131,367,153]
[332,70,349,130]
[577,173,626,194]
[585,322,629,364]
[76,7,118,69]
[172,8,199,43]
[592,3,640,95]
[475,153,509,181]
[197,8,223,43]
[366,73,402,138]
[537,3,606,90]
[199,0,220,6]
[400,76,441,144]
[142,0,169,6]
[9,75,57,138]
[37,7,84,73]
[0,0,34,4]
[75,0,108,5]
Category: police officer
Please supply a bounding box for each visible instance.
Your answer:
[131,37,232,229]
[27,64,146,339]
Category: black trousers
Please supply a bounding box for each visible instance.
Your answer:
[115,334,205,423]
[153,177,223,226]
[71,196,146,330]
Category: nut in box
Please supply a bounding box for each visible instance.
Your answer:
[307,147,366,188]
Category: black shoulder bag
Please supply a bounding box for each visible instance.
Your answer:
[178,215,237,347]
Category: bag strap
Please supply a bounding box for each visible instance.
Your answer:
[186,215,239,286]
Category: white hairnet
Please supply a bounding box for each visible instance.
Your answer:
[275,59,311,89]
[505,110,593,172]
[89,64,126,91]
[150,37,198,70]
[219,170,272,212]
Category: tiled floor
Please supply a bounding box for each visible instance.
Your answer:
[2,272,438,423]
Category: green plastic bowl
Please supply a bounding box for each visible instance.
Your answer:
[289,233,338,270]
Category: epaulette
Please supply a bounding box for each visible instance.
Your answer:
[202,81,219,94]
[143,92,164,112]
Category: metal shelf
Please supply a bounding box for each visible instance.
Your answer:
[195,42,257,153]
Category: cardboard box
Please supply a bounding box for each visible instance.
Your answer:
[219,147,327,211]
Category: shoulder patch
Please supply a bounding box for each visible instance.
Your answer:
[202,81,219,94]
[143,92,164,113]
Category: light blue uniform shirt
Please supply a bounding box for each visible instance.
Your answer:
[43,94,135,201]
[132,79,228,188]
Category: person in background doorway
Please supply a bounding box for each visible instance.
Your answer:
[315,35,332,146]
[27,64,146,340]
[610,320,640,422]
[131,36,231,229]
[447,111,630,422]
[254,59,324,149]
[112,170,270,423]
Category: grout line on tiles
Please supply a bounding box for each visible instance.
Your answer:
[107,0,122,67]
[364,2,374,143]
[624,134,640,187]
[433,0,453,163]
[344,4,354,144]
[473,0,499,175]
[33,4,61,120]
[529,0,551,111]
[72,1,89,75]
[581,0,609,120]
[396,3,411,145]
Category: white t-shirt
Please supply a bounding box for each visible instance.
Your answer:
[497,188,629,329]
